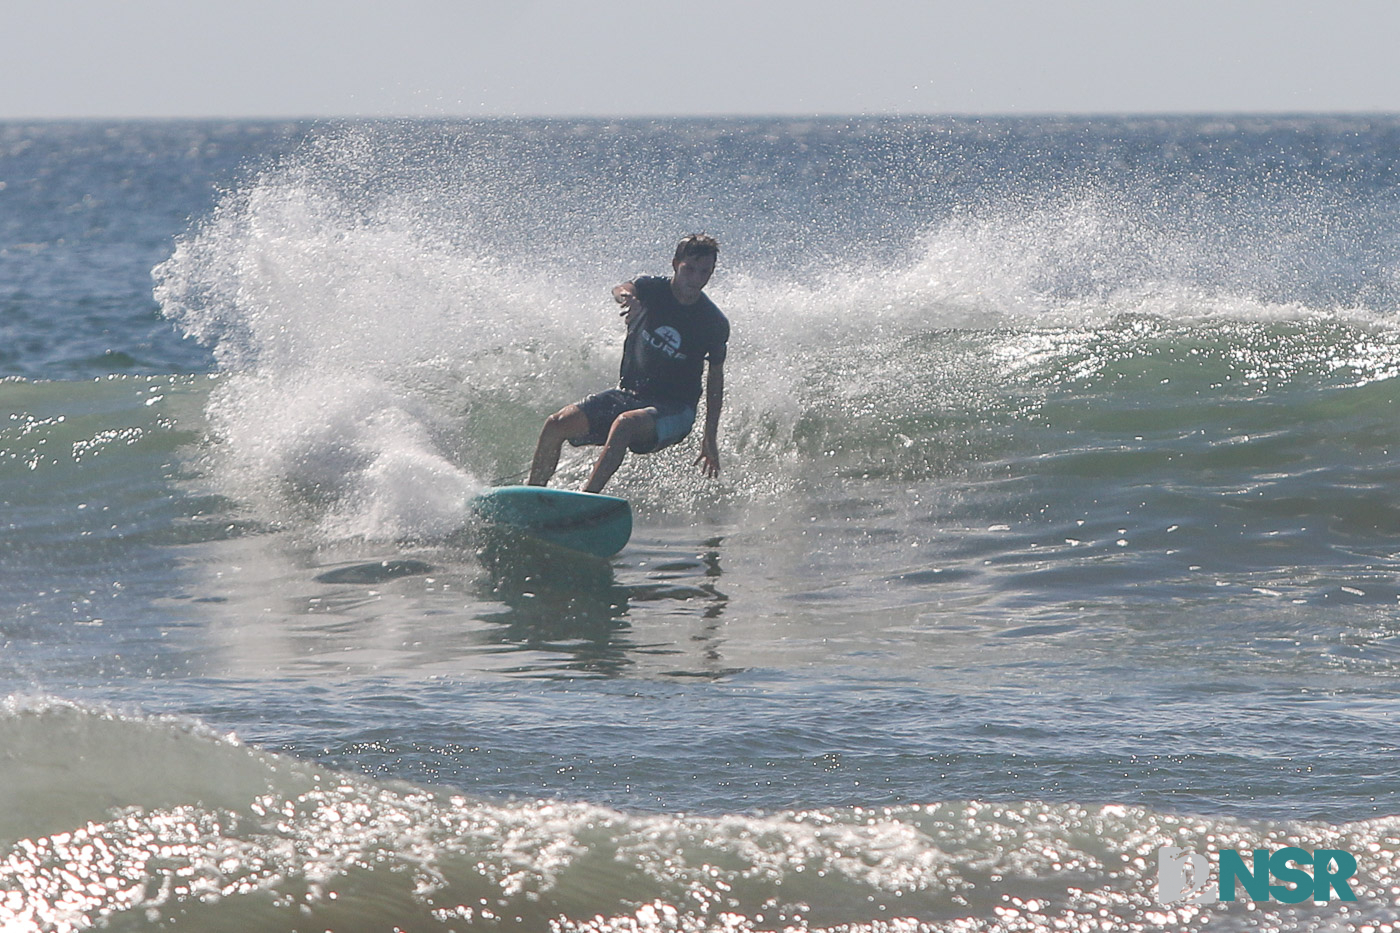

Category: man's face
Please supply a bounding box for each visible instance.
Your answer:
[672,253,716,303]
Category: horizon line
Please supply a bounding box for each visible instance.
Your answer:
[2,108,1398,123]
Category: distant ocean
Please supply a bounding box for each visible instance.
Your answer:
[4,115,1400,931]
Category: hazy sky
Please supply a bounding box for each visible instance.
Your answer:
[4,0,1398,119]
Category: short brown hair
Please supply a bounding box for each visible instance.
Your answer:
[674,233,719,263]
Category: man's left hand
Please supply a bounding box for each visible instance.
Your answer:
[694,436,721,479]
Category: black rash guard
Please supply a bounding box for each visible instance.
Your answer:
[619,275,729,406]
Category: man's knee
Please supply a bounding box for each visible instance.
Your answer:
[607,408,656,449]
[543,406,586,440]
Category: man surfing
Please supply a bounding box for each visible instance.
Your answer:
[528,234,729,493]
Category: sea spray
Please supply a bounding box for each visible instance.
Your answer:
[153,119,1400,540]
[154,127,621,539]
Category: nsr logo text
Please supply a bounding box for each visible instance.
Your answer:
[1157,846,1358,905]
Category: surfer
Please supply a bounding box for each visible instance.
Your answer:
[528,233,729,493]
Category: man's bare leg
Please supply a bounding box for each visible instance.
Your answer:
[528,406,589,486]
[583,409,657,493]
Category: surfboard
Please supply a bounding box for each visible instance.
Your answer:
[468,485,632,558]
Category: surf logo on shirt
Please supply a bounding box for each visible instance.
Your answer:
[643,325,686,360]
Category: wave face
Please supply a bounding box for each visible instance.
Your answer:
[6,116,1400,930]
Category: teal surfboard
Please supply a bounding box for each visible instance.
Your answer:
[468,486,632,558]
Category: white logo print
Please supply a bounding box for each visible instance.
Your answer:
[1157,847,1218,905]
[644,325,686,359]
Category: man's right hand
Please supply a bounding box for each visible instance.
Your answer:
[613,283,642,324]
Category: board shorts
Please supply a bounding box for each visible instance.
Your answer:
[568,388,697,454]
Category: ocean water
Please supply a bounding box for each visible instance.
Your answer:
[4,115,1400,930]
